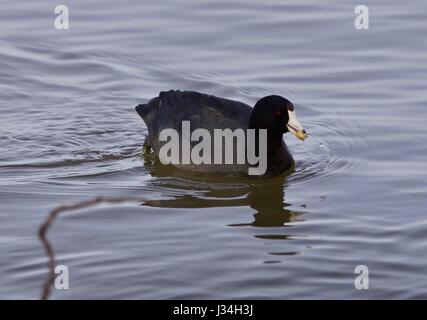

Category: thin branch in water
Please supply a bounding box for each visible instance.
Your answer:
[38,196,144,300]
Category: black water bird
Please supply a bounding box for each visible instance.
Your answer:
[135,90,307,177]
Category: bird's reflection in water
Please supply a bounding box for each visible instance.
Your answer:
[142,156,304,229]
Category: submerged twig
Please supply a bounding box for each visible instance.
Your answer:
[38,196,143,300]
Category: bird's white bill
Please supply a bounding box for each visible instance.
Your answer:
[286,110,308,141]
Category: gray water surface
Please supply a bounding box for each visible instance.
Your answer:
[1,0,427,299]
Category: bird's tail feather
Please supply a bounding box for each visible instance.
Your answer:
[135,97,160,119]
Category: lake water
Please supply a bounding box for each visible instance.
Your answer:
[1,0,426,299]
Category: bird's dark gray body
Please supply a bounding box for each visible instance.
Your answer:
[139,90,252,146]
[136,90,294,177]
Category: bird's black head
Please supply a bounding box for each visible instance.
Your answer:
[249,95,308,140]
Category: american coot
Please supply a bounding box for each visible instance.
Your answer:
[135,90,308,178]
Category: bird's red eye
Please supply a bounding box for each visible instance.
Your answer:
[276,111,282,116]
